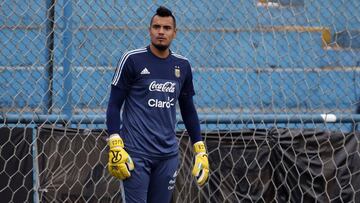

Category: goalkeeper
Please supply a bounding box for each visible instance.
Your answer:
[106,6,209,203]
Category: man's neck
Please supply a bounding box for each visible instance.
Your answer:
[149,44,170,58]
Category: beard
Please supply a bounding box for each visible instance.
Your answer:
[152,42,170,51]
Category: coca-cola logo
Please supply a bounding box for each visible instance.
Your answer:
[149,81,175,93]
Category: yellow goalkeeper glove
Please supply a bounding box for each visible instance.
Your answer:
[192,141,209,186]
[108,134,134,180]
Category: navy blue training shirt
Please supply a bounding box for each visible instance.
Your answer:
[109,46,198,157]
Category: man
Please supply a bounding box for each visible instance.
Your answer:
[106,6,209,203]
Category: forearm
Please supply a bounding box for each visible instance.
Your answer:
[106,85,127,134]
[179,96,202,144]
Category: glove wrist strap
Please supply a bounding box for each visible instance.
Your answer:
[193,141,206,154]
[109,133,124,148]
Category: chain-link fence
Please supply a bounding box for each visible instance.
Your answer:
[1,0,360,202]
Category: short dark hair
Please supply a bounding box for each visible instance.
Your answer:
[150,6,176,28]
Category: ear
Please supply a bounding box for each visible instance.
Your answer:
[173,28,177,38]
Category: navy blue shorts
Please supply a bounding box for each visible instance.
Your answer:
[121,154,180,203]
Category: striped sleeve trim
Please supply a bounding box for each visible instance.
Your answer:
[172,53,188,61]
[112,48,147,85]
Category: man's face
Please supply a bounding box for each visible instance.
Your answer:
[149,15,176,51]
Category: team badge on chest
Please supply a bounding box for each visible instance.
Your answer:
[175,66,180,78]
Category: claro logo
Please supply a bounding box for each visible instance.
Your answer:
[149,81,176,93]
[148,97,174,108]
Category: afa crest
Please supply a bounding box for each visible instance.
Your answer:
[175,66,180,78]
